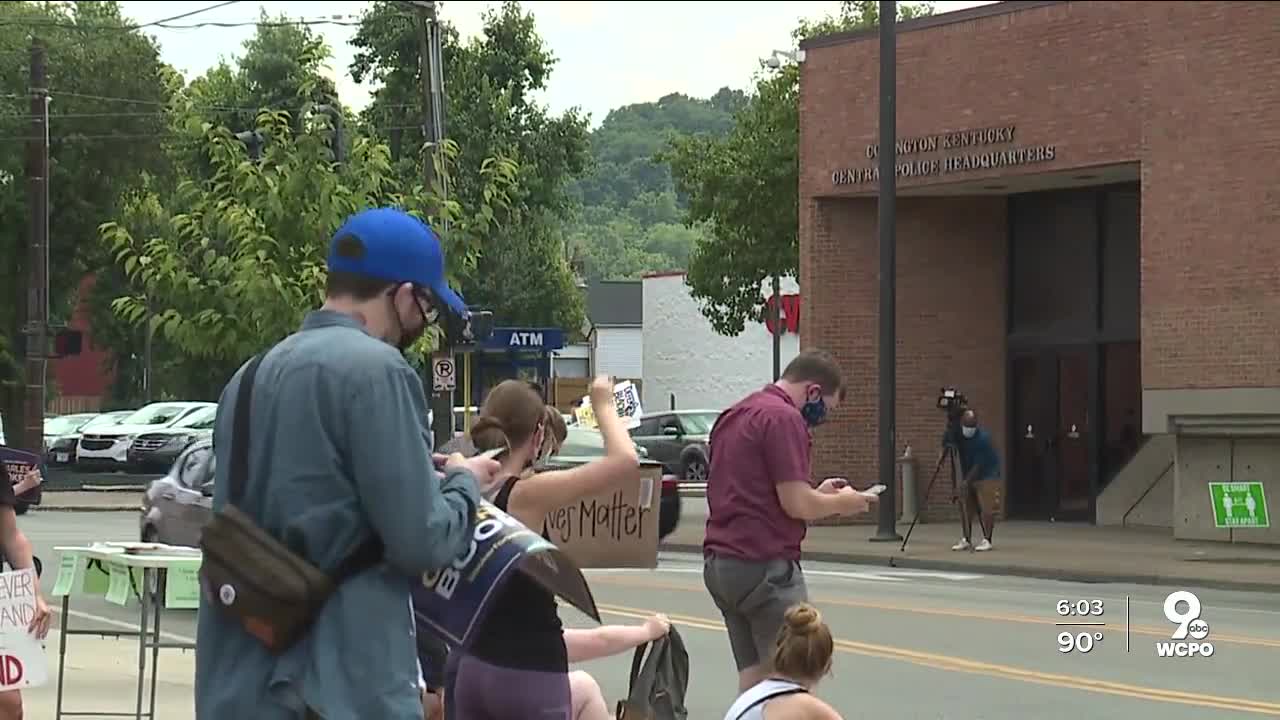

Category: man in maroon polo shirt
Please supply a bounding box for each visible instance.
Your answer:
[703,350,877,692]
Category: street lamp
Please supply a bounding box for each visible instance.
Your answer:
[765,48,807,69]
[761,46,806,381]
[870,0,902,543]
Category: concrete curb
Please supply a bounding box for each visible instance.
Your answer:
[34,505,140,513]
[660,542,1280,594]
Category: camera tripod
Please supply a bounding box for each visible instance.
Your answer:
[899,440,992,553]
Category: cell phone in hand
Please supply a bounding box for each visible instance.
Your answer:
[860,484,887,496]
[477,446,508,461]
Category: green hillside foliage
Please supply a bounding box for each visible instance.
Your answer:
[567,89,746,282]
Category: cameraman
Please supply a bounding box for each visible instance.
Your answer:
[950,409,1001,552]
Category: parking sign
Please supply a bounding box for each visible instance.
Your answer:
[432,356,456,392]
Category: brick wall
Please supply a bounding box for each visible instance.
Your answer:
[1140,1,1280,390]
[51,275,114,404]
[802,197,1007,521]
[797,0,1280,519]
[799,1,1147,201]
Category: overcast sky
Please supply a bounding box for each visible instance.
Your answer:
[118,1,992,126]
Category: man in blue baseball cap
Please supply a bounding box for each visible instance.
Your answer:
[196,208,501,720]
[324,206,471,351]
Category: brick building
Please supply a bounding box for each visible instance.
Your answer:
[798,1,1279,543]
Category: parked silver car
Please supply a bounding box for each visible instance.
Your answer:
[139,438,213,547]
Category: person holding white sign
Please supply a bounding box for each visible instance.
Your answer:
[444,376,639,720]
[0,463,51,720]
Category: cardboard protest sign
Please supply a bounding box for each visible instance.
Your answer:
[412,500,599,649]
[0,569,47,691]
[542,459,663,569]
[573,381,645,431]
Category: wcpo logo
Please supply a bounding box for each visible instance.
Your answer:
[1155,590,1215,658]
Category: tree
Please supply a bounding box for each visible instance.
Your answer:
[351,1,588,332]
[0,1,173,435]
[99,103,519,398]
[87,15,348,403]
[663,0,934,336]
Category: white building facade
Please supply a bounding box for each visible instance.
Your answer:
[586,280,644,381]
[642,272,800,413]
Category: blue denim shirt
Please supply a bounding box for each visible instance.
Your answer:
[194,310,480,720]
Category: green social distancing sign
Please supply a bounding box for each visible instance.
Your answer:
[1209,482,1269,529]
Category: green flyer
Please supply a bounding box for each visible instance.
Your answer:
[105,561,131,606]
[165,566,202,610]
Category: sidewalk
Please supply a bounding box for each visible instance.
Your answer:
[663,506,1280,592]
[25,630,194,718]
[36,490,143,512]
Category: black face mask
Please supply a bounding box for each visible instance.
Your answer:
[801,387,828,428]
[389,287,431,353]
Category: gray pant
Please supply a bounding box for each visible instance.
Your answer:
[703,554,809,672]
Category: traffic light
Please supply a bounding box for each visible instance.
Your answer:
[53,329,82,357]
[445,309,493,347]
[233,130,265,160]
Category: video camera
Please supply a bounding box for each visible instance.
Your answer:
[937,387,969,446]
[936,387,968,418]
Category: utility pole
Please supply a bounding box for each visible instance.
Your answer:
[22,39,49,456]
[410,0,455,447]
[771,272,782,382]
[414,1,437,194]
[143,298,153,403]
[870,0,903,542]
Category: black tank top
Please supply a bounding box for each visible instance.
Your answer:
[467,475,568,672]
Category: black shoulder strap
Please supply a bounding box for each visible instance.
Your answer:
[228,353,266,507]
[493,474,520,510]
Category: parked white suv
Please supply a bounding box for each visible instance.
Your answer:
[76,402,215,471]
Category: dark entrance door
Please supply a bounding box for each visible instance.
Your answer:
[1008,347,1094,520]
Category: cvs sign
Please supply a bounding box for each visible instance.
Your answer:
[764,293,801,335]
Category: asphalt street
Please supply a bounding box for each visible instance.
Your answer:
[25,511,1280,719]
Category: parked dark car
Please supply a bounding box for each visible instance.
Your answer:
[128,406,216,473]
[628,410,720,483]
[77,401,214,471]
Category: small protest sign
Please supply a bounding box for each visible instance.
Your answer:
[0,447,41,498]
[572,381,644,431]
[411,500,599,649]
[612,381,643,430]
[543,460,662,569]
[0,447,37,479]
[0,569,47,691]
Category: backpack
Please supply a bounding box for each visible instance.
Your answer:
[616,626,689,720]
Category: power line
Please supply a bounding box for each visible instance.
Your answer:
[0,1,244,31]
[144,18,366,29]
[0,91,422,115]
[136,1,244,29]
[0,126,429,143]
[0,12,386,32]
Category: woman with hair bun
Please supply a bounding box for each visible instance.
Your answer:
[444,375,639,719]
[722,603,844,720]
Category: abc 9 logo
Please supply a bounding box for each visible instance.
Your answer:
[1164,591,1210,640]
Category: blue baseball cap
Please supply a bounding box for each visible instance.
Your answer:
[326,208,468,317]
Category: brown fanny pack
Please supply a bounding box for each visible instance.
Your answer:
[198,352,382,655]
